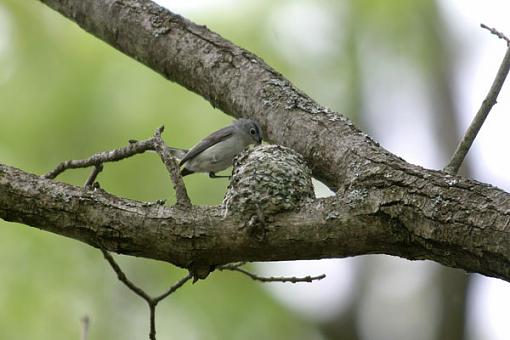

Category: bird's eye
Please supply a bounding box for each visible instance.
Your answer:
[250,128,256,135]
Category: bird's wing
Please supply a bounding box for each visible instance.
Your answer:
[179,126,233,166]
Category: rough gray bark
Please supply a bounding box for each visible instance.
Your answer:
[2,159,510,281]
[0,0,506,280]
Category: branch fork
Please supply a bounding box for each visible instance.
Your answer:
[101,248,324,339]
[44,126,191,208]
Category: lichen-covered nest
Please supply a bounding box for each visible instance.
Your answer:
[222,144,314,216]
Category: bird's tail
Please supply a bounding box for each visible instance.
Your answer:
[180,167,194,177]
[165,147,188,161]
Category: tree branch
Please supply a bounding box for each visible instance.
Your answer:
[84,164,103,187]
[1,163,509,281]
[101,248,153,301]
[44,125,191,207]
[480,24,510,46]
[218,263,326,283]
[151,127,191,208]
[44,137,156,179]
[445,26,510,174]
[100,247,193,340]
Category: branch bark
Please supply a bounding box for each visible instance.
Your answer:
[0,0,503,281]
[1,163,509,281]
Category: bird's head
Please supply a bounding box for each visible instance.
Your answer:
[237,118,263,145]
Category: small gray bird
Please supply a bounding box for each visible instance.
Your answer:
[180,118,262,178]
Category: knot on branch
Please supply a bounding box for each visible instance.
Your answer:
[222,145,314,216]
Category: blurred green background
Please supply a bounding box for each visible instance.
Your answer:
[1,0,509,339]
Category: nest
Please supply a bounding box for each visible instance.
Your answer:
[222,144,314,216]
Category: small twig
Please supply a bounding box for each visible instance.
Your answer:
[100,248,152,301]
[44,126,191,208]
[148,273,193,339]
[152,126,192,208]
[80,315,90,340]
[44,138,157,179]
[444,26,510,174]
[84,164,103,187]
[481,24,510,46]
[153,272,193,304]
[100,248,193,340]
[147,273,193,340]
[218,263,326,283]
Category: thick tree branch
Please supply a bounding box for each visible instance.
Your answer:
[1,163,509,281]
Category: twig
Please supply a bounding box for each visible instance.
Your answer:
[444,26,510,174]
[218,263,326,283]
[80,315,90,340]
[481,24,510,46]
[43,126,191,208]
[100,248,193,340]
[147,273,193,340]
[44,138,156,179]
[84,164,103,187]
[100,248,152,300]
[152,126,191,208]
[153,273,193,304]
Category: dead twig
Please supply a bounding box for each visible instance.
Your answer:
[44,138,157,179]
[218,263,326,283]
[152,126,191,208]
[444,25,510,174]
[44,126,191,207]
[100,248,193,340]
[481,24,510,46]
[84,164,103,187]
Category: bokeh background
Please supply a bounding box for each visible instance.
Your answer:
[1,0,509,339]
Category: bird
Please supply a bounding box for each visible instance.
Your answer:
[180,118,263,178]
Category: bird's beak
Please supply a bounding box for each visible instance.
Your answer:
[256,137,262,145]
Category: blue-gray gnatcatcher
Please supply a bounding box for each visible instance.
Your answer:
[180,118,262,178]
